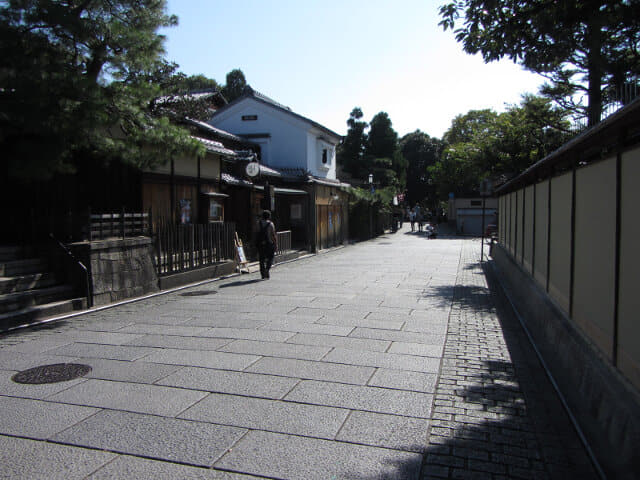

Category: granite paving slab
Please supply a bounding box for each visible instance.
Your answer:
[116,324,213,336]
[47,343,156,361]
[0,396,99,438]
[0,369,88,400]
[259,320,354,336]
[80,358,181,383]
[215,430,422,480]
[217,339,331,361]
[204,327,294,342]
[246,357,375,385]
[350,326,446,345]
[157,366,299,399]
[65,330,148,345]
[178,392,349,439]
[52,410,246,467]
[367,368,438,393]
[181,316,268,329]
[141,348,260,370]
[316,315,405,330]
[336,410,430,452]
[122,334,232,351]
[323,348,441,373]
[388,341,444,357]
[285,379,433,418]
[0,351,80,371]
[88,455,260,479]
[0,337,74,354]
[284,332,391,352]
[47,379,207,416]
[0,435,116,480]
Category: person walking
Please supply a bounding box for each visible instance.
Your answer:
[256,210,277,279]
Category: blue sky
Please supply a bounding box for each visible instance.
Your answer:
[162,0,545,138]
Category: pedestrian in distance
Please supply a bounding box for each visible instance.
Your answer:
[410,208,416,232]
[256,210,277,279]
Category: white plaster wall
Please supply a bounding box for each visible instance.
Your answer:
[209,98,338,179]
[209,98,308,168]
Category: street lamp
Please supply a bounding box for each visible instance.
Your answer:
[368,174,373,185]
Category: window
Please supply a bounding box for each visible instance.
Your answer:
[209,200,223,221]
[322,149,328,164]
[470,200,482,206]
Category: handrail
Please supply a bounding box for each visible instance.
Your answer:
[49,233,93,308]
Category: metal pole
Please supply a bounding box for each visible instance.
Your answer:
[480,196,486,262]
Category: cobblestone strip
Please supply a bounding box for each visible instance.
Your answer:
[421,241,594,480]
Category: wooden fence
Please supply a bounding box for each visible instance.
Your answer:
[153,221,236,276]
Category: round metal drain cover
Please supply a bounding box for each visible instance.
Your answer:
[180,290,218,296]
[12,363,92,384]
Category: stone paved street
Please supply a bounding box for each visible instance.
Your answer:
[0,226,597,479]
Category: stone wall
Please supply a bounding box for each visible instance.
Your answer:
[71,237,159,306]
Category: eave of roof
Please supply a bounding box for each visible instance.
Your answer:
[192,136,237,157]
[185,118,248,143]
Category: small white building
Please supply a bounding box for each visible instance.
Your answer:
[448,197,498,235]
[208,86,349,251]
[208,86,341,179]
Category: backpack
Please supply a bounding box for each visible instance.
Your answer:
[256,220,271,247]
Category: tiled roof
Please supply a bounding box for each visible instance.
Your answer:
[192,136,237,157]
[185,118,247,143]
[221,173,253,187]
[277,167,308,179]
[212,85,342,141]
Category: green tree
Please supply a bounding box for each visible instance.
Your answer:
[221,68,247,102]
[439,0,640,126]
[400,131,442,206]
[149,64,221,121]
[337,107,368,178]
[365,112,407,189]
[430,97,571,199]
[0,0,202,181]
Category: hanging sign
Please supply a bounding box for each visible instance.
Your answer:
[245,162,260,177]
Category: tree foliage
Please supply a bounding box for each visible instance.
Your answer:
[400,131,442,206]
[0,0,203,181]
[364,112,406,189]
[429,96,571,198]
[221,68,247,103]
[337,107,368,179]
[439,0,640,126]
[337,109,407,190]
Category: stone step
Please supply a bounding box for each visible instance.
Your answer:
[0,258,48,277]
[0,245,35,262]
[0,272,59,294]
[0,284,75,314]
[0,297,87,332]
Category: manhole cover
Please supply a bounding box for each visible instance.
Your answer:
[12,363,92,384]
[180,290,218,297]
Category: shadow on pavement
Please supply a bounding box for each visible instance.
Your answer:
[368,261,599,480]
[218,279,263,288]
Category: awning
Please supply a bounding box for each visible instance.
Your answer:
[201,192,229,198]
[252,185,308,195]
[259,164,282,177]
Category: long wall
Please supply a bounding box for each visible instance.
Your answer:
[498,147,640,388]
[494,101,640,478]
